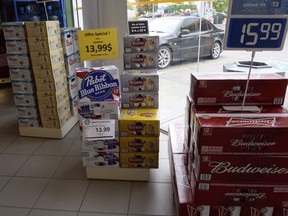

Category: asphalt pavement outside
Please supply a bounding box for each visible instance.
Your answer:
[159,35,288,133]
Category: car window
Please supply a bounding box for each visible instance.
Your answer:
[180,18,199,33]
[201,20,210,31]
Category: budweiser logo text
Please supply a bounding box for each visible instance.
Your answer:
[223,91,261,98]
[225,192,266,199]
[230,139,276,148]
[209,162,288,174]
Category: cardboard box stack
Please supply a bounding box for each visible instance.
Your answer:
[169,72,288,216]
[0,25,9,80]
[119,36,160,168]
[76,66,121,168]
[61,27,82,117]
[2,21,74,129]
[3,21,40,127]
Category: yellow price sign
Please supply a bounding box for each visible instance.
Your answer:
[78,28,119,61]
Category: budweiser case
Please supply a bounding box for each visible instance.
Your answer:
[190,169,288,207]
[76,66,120,102]
[192,109,288,155]
[170,151,242,216]
[189,72,288,106]
[192,149,288,184]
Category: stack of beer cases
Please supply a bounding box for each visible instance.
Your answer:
[3,21,72,128]
[0,25,9,80]
[60,27,83,117]
[170,71,288,216]
[119,35,160,168]
[3,22,40,127]
[26,21,72,129]
[76,66,121,168]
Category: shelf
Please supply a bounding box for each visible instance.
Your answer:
[19,115,78,138]
[86,167,150,181]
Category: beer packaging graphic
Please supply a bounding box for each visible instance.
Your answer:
[189,72,288,106]
[76,66,120,102]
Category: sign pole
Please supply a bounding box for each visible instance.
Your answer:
[241,50,256,109]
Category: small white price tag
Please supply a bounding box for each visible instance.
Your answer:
[82,119,115,140]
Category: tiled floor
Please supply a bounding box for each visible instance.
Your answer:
[0,84,175,216]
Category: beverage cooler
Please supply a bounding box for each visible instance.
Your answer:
[3,0,66,27]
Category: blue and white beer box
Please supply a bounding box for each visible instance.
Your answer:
[76,65,120,102]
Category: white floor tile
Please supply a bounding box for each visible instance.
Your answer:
[80,180,131,214]
[150,158,171,183]
[0,120,20,136]
[0,207,30,216]
[0,177,48,208]
[34,139,74,156]
[129,182,174,215]
[16,155,64,178]
[0,176,11,190]
[35,179,88,211]
[3,137,45,154]
[0,136,17,152]
[0,154,30,176]
[52,156,86,180]
[66,140,82,157]
[78,213,126,216]
[28,209,78,216]
[159,139,169,159]
[64,123,80,139]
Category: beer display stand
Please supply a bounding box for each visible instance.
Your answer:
[19,115,78,139]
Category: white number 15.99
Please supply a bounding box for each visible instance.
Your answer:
[240,23,282,45]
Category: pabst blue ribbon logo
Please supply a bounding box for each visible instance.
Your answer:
[79,70,119,101]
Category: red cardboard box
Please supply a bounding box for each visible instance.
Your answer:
[192,109,288,155]
[241,206,288,216]
[191,168,288,207]
[169,129,288,215]
[171,152,242,216]
[189,72,288,106]
[192,150,288,184]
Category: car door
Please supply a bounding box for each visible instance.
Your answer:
[178,18,200,60]
[199,20,214,56]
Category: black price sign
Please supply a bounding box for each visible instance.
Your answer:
[128,20,149,35]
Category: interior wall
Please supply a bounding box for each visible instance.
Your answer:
[82,0,127,70]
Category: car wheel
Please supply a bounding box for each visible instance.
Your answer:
[210,41,221,59]
[158,46,172,69]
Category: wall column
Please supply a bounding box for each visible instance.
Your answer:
[82,0,127,70]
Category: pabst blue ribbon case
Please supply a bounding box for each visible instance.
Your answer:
[189,72,288,106]
[76,66,120,102]
[191,107,288,155]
